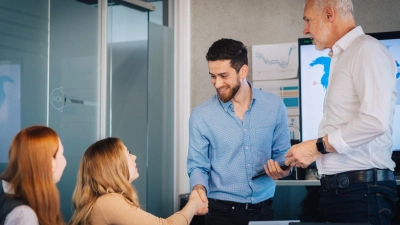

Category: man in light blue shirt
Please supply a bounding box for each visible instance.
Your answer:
[187,38,292,225]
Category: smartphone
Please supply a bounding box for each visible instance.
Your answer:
[251,164,289,180]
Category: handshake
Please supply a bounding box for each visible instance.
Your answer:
[189,185,209,216]
[175,185,208,224]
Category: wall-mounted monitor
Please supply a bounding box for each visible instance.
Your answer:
[298,31,400,151]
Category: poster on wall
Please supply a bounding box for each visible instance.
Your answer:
[252,42,298,81]
[0,60,21,163]
[254,79,300,140]
[253,78,299,116]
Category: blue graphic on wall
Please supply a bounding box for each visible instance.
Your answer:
[0,75,14,109]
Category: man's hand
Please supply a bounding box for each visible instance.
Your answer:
[264,159,292,180]
[285,139,321,168]
[193,184,208,215]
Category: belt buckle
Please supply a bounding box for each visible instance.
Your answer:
[245,203,255,210]
[336,175,350,188]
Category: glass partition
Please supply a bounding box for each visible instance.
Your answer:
[0,0,175,221]
[107,3,150,208]
[0,0,49,169]
[147,21,175,217]
[48,0,99,220]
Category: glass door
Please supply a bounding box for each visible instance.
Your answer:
[0,0,49,168]
[0,0,175,221]
[107,2,150,208]
[108,0,175,216]
[48,0,100,220]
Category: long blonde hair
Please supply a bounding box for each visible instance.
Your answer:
[0,125,65,225]
[68,137,139,225]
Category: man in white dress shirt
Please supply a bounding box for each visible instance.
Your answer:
[285,0,398,224]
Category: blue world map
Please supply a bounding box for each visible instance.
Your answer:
[310,56,331,90]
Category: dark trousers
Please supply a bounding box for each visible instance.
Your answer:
[205,198,274,225]
[317,179,398,224]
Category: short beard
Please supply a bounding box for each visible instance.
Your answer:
[218,77,241,103]
[314,21,329,51]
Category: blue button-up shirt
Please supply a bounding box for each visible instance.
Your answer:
[187,86,291,204]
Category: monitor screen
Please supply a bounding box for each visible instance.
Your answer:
[298,31,400,151]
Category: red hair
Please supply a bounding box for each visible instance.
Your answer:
[0,125,65,225]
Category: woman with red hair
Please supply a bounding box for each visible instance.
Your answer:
[0,125,67,225]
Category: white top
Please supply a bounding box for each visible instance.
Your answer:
[317,26,398,175]
[2,180,39,225]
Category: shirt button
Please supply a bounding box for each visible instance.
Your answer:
[244,129,247,132]
[251,197,254,200]
[249,182,252,185]
[247,164,250,167]
[245,146,248,149]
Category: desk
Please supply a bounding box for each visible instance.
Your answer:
[275,178,400,186]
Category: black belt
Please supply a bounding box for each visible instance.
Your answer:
[320,169,395,190]
[210,198,272,211]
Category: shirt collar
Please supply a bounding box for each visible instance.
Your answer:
[334,26,364,52]
[2,180,14,194]
[220,99,231,111]
[219,82,256,112]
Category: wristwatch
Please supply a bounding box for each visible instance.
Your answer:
[316,137,329,154]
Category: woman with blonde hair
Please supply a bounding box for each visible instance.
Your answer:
[68,137,207,225]
[0,125,67,225]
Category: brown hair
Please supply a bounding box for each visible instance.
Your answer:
[68,137,139,225]
[0,125,65,225]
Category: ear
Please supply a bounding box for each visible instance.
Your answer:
[324,6,335,23]
[239,64,248,79]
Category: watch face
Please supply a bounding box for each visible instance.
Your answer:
[316,138,328,154]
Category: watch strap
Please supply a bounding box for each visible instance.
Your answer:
[316,137,329,154]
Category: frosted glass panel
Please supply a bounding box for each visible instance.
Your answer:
[147,22,175,217]
[0,0,49,164]
[108,4,149,208]
[0,60,21,163]
[49,0,99,220]
[0,1,175,222]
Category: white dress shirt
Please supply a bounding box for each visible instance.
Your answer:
[2,180,39,225]
[317,26,398,175]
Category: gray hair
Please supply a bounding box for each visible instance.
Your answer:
[312,0,354,19]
